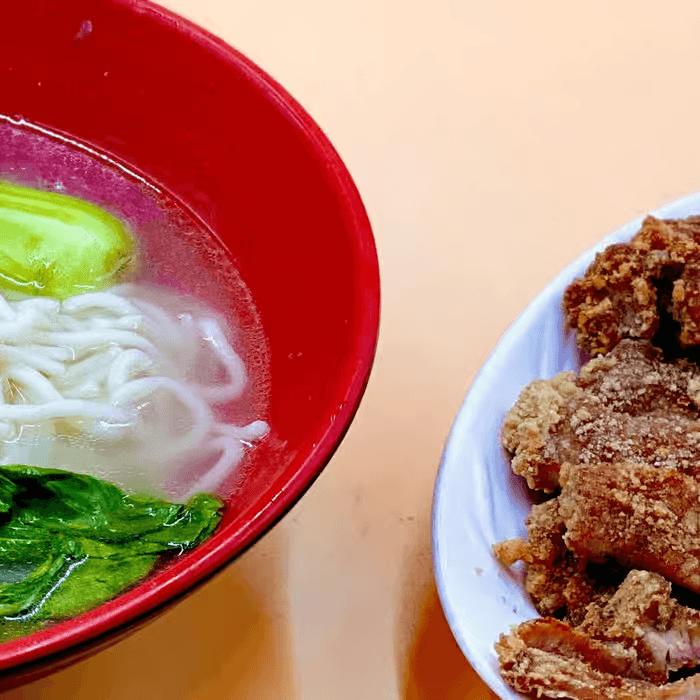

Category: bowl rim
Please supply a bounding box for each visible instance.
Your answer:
[431,191,700,698]
[0,0,380,672]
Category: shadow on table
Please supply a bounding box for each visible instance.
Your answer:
[0,527,295,700]
[402,580,500,700]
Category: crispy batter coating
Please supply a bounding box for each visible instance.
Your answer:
[497,468,700,690]
[496,570,700,695]
[502,339,700,491]
[496,618,655,699]
[494,499,608,620]
[560,461,700,595]
[564,215,700,355]
[580,569,700,683]
[497,617,700,699]
[502,370,582,491]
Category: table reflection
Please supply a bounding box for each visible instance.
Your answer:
[402,581,500,700]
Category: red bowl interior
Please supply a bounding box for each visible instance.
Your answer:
[0,0,379,682]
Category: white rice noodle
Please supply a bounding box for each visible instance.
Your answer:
[215,420,269,443]
[0,285,268,501]
[194,317,248,403]
[0,400,130,423]
[185,436,244,497]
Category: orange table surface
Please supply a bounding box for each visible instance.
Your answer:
[7,2,700,698]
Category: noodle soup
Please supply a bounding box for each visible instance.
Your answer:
[0,116,271,640]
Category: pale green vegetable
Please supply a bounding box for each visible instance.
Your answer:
[0,181,134,299]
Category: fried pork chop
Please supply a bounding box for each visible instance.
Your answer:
[563,215,700,356]
[495,463,700,692]
[559,462,700,596]
[493,498,608,621]
[497,617,700,700]
[502,339,700,492]
[495,527,700,687]
[579,570,700,683]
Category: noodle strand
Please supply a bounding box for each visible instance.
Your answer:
[0,286,267,500]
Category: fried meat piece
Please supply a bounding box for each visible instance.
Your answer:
[564,215,700,355]
[494,499,608,619]
[560,462,700,595]
[496,504,700,683]
[496,571,700,695]
[496,618,655,699]
[502,370,582,492]
[497,617,700,699]
[502,339,700,491]
[580,570,700,683]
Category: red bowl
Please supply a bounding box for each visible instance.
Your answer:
[0,0,379,686]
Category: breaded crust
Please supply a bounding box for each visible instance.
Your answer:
[560,461,700,595]
[502,339,700,491]
[564,215,700,355]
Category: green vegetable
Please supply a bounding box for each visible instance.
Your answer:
[0,181,135,299]
[0,465,222,640]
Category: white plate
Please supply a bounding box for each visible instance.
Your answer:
[432,191,700,699]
